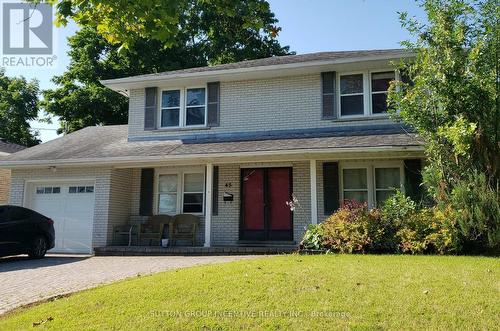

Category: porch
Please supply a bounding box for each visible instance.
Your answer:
[104,153,423,251]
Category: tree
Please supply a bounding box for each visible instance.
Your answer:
[31,0,285,52]
[388,0,500,249]
[0,69,40,147]
[42,1,291,132]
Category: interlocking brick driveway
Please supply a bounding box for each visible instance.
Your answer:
[0,254,256,314]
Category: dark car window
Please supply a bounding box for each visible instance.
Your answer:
[0,206,9,223]
[8,206,33,221]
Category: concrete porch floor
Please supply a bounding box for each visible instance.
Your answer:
[94,245,298,256]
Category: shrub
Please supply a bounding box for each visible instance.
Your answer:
[395,206,460,254]
[301,193,464,255]
[381,190,416,227]
[449,171,500,251]
[320,202,372,253]
[300,224,324,250]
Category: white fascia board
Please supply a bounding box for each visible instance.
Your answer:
[101,53,415,93]
[0,145,424,169]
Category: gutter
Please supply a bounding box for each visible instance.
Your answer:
[0,145,425,169]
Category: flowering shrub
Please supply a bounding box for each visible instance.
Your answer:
[320,201,373,253]
[300,193,461,254]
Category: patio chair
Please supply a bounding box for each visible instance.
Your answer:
[112,224,138,246]
[171,214,200,246]
[138,215,173,246]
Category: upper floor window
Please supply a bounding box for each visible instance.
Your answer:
[340,74,364,116]
[338,70,395,118]
[160,87,207,128]
[371,71,395,114]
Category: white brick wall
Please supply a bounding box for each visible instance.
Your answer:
[128,74,394,139]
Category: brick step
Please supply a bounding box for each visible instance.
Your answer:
[94,245,298,256]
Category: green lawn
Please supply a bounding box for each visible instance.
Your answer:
[1,255,498,330]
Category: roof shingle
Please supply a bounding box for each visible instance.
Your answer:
[0,125,423,165]
[102,49,411,83]
[0,139,26,154]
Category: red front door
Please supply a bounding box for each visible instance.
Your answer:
[241,168,292,241]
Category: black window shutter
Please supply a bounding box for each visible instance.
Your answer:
[139,168,154,216]
[404,159,423,202]
[144,87,157,130]
[212,166,219,216]
[323,162,340,214]
[321,72,337,120]
[207,82,220,126]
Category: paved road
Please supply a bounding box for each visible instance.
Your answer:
[0,254,256,314]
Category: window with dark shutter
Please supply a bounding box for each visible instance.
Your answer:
[321,72,337,119]
[139,168,155,216]
[323,162,340,214]
[144,87,157,130]
[207,82,220,126]
[404,159,423,202]
[212,166,219,216]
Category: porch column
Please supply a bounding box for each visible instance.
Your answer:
[204,163,213,247]
[309,159,318,225]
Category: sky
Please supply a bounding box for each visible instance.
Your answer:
[4,0,427,143]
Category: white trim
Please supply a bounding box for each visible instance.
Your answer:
[158,86,208,129]
[240,162,293,169]
[338,69,396,119]
[154,167,205,216]
[309,160,318,225]
[0,146,425,168]
[339,160,404,208]
[369,70,396,116]
[100,52,415,91]
[204,163,213,247]
[338,71,366,118]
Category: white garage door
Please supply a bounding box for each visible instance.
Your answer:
[27,181,96,254]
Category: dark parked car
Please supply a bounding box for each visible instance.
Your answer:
[0,205,55,258]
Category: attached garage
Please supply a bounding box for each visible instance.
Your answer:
[25,181,96,254]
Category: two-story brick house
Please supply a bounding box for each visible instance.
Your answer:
[0,50,424,254]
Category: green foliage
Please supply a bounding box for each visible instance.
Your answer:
[388,0,500,250]
[42,1,292,132]
[301,196,461,255]
[0,69,40,146]
[30,0,288,53]
[450,171,500,249]
[396,207,460,254]
[300,224,324,250]
[381,190,417,226]
[320,202,373,253]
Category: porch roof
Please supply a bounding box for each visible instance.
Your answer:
[0,125,424,168]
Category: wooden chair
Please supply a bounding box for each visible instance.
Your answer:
[138,215,173,246]
[171,214,200,246]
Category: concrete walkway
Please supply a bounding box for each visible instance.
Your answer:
[0,254,256,315]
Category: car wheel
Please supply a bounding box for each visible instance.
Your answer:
[28,236,47,259]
